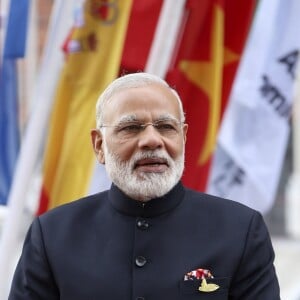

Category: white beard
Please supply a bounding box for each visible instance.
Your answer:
[102,140,185,201]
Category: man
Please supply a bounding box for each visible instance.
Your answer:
[9,72,280,299]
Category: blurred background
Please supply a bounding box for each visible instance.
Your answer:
[1,0,300,299]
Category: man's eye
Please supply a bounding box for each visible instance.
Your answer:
[156,123,176,131]
[119,124,142,132]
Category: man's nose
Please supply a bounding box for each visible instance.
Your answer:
[137,124,163,150]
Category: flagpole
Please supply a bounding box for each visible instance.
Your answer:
[23,0,38,117]
[145,0,186,77]
[0,1,73,298]
[0,0,10,231]
[286,62,300,239]
[0,0,9,61]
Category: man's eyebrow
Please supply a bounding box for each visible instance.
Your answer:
[116,113,179,124]
[116,115,138,124]
[155,114,179,122]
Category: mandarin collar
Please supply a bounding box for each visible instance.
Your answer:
[109,181,185,217]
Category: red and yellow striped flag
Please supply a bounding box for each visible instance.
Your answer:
[38,0,132,214]
[166,0,255,191]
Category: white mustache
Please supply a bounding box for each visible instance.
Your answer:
[131,151,172,166]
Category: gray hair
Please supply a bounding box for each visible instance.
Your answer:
[95,72,185,129]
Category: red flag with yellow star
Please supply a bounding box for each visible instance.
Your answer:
[166,0,255,191]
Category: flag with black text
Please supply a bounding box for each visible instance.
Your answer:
[208,0,300,213]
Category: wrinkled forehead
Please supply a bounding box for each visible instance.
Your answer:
[102,83,182,123]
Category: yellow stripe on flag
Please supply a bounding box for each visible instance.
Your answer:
[179,4,224,166]
[40,0,132,212]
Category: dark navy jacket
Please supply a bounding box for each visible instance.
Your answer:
[9,182,280,299]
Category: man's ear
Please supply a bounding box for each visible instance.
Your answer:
[91,129,105,164]
[182,123,188,144]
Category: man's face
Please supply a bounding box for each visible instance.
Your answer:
[91,83,188,200]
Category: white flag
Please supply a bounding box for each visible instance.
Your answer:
[207,0,300,213]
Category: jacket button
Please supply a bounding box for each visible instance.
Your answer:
[137,219,149,230]
[135,256,147,267]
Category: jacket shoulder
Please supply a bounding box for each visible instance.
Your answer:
[187,187,256,209]
[39,190,109,224]
[183,187,259,222]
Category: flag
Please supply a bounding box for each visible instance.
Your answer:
[120,0,186,78]
[0,1,75,298]
[38,0,133,214]
[0,0,30,205]
[208,0,300,213]
[0,60,19,205]
[165,0,255,191]
[3,0,30,58]
[120,0,163,73]
[285,64,300,239]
